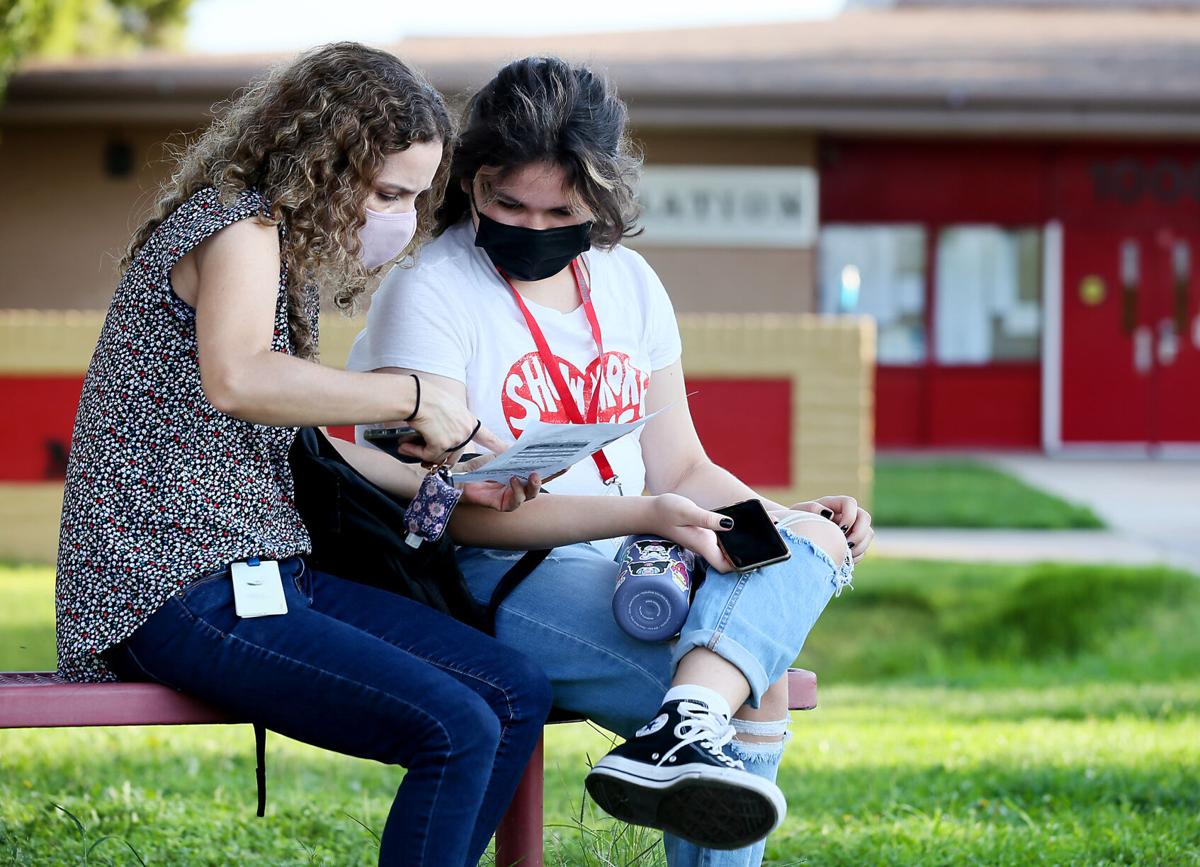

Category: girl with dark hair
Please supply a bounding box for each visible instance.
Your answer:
[56,43,579,866]
[348,56,875,861]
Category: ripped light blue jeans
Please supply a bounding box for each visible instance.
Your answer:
[456,523,853,867]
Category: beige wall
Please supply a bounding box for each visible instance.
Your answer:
[0,123,178,309]
[0,309,873,564]
[0,123,818,314]
[633,247,816,315]
[631,131,819,315]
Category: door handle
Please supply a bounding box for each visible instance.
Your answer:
[1158,319,1180,367]
[1120,239,1140,335]
[1172,240,1192,336]
[1134,325,1153,374]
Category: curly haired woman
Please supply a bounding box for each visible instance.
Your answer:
[55,43,575,867]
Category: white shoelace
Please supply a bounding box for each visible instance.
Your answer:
[657,700,743,769]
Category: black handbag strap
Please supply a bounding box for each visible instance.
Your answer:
[296,427,551,635]
[253,721,267,818]
[485,549,552,634]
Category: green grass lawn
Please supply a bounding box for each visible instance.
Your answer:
[3,558,1198,866]
[872,458,1106,529]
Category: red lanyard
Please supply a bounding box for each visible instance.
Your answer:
[501,259,619,487]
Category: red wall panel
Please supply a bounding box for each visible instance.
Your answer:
[875,365,1040,448]
[686,378,792,488]
[874,367,925,447]
[821,139,1052,225]
[927,365,1041,447]
[3,376,795,488]
[337,381,794,488]
[0,376,84,481]
[873,362,1041,446]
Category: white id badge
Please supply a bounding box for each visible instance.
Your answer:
[230,558,288,618]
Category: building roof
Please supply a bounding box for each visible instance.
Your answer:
[5,7,1200,136]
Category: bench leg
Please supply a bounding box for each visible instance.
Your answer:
[495,734,545,867]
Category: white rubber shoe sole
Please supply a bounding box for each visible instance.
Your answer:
[585,755,787,850]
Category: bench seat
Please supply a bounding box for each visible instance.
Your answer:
[1,667,818,866]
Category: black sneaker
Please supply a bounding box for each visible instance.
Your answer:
[585,698,786,850]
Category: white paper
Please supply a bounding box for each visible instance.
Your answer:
[454,407,666,485]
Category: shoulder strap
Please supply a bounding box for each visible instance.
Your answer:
[253,721,267,818]
[484,549,552,634]
[296,427,550,636]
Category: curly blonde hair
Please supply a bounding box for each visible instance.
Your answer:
[124,42,453,359]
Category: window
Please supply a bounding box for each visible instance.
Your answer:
[819,225,927,364]
[934,226,1042,364]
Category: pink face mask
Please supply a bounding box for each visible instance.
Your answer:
[358,207,418,269]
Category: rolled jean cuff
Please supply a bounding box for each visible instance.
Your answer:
[673,525,849,711]
[669,630,771,708]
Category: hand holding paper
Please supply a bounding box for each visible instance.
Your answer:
[454,407,666,485]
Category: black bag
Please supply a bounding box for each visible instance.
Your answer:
[238,428,546,819]
[287,427,547,634]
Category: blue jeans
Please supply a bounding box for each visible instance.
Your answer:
[105,555,553,867]
[457,527,851,866]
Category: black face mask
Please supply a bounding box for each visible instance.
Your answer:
[473,206,593,282]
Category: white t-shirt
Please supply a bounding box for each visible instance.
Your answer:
[346,220,683,513]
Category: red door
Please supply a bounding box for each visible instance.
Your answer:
[1062,227,1152,443]
[1062,225,1200,445]
[1150,228,1200,445]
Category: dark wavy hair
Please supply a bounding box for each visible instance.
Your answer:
[124,42,453,359]
[435,56,642,248]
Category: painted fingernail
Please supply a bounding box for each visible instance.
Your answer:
[848,541,855,548]
[842,525,850,533]
[719,517,735,530]
[821,509,833,519]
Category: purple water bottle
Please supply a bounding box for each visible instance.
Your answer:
[612,535,696,642]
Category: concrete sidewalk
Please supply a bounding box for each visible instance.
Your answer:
[873,453,1200,575]
[873,528,1195,573]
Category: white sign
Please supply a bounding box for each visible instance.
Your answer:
[633,165,819,249]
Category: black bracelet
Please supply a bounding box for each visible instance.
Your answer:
[444,419,483,455]
[403,373,421,422]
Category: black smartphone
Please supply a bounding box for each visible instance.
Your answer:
[363,426,425,462]
[713,499,791,573]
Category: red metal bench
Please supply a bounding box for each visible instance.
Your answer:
[0,667,817,866]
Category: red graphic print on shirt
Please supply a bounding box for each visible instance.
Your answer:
[501,350,650,437]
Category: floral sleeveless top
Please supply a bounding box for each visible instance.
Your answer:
[55,187,317,682]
